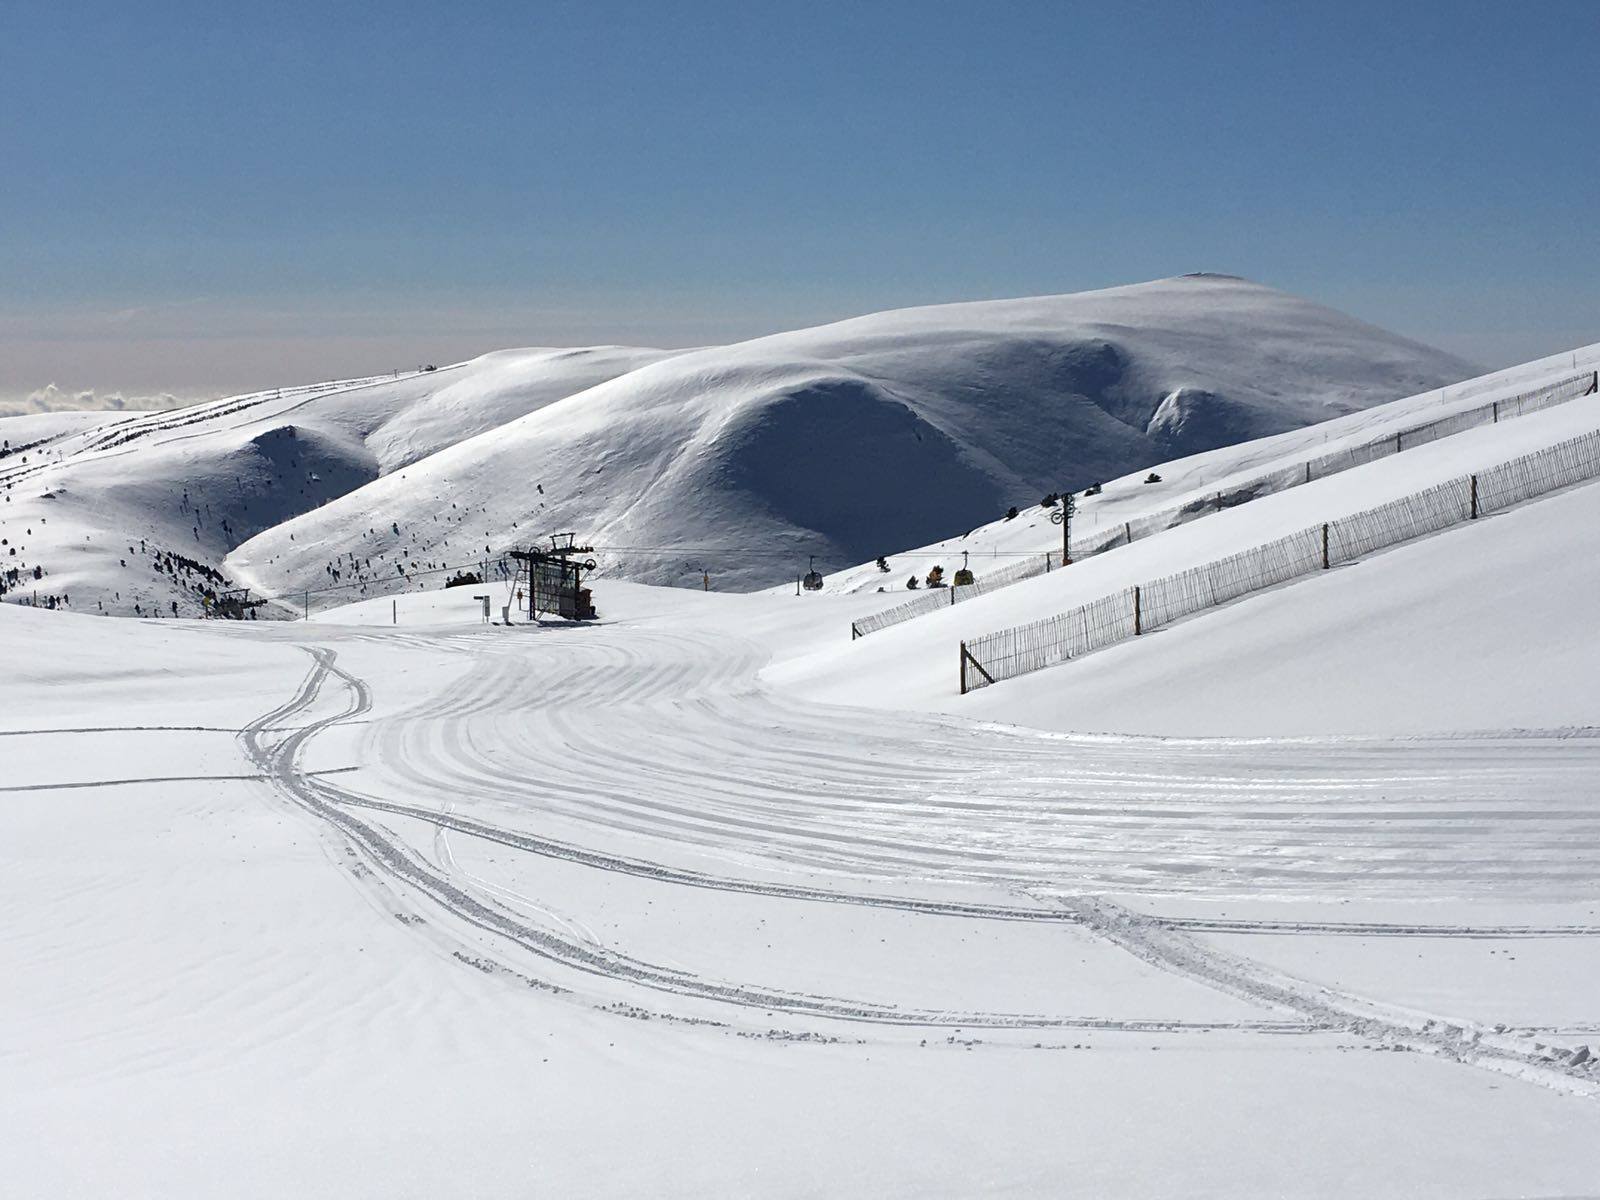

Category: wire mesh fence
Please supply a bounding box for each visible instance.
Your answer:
[1325,478,1472,564]
[951,553,1058,600]
[959,589,1138,686]
[960,417,1600,693]
[851,553,1059,638]
[1477,426,1600,513]
[1140,527,1326,631]
[850,588,947,637]
[1125,370,1596,541]
[862,370,1596,642]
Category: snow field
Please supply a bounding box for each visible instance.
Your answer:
[8,328,1600,1195]
[771,378,1600,721]
[953,477,1600,736]
[7,555,1600,1194]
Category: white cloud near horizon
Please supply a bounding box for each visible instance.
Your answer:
[0,382,210,419]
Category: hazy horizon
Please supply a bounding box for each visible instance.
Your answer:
[8,274,1597,418]
[6,1,1597,414]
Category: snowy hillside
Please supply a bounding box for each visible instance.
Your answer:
[770,342,1600,734]
[229,274,1474,603]
[0,408,126,447]
[0,347,679,614]
[11,436,1600,1195]
[10,329,1600,1197]
[806,341,1600,597]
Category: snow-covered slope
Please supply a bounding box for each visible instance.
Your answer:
[807,341,1600,598]
[769,343,1600,733]
[966,474,1600,736]
[228,275,1474,601]
[0,347,679,614]
[0,408,126,448]
[10,519,1600,1196]
[12,337,1600,1198]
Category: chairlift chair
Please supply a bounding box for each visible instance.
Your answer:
[802,554,825,591]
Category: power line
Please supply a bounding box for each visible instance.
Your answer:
[588,544,1060,561]
[230,539,1061,616]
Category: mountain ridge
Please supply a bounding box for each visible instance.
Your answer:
[0,275,1476,612]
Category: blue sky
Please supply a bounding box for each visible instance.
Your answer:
[2,0,1596,407]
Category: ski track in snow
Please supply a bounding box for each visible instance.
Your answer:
[1049,895,1600,1096]
[226,613,1600,1091]
[344,623,1600,899]
[239,645,1307,1032]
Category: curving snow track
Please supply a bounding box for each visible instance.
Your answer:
[342,622,1600,900]
[239,644,1314,1031]
[222,606,1600,1093]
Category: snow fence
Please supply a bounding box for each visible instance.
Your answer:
[959,420,1600,693]
[851,553,1059,637]
[855,369,1596,642]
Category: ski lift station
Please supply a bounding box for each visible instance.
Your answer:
[508,534,598,621]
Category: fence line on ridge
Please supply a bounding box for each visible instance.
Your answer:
[960,420,1600,693]
[853,369,1596,641]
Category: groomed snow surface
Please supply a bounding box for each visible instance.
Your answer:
[9,333,1600,1196]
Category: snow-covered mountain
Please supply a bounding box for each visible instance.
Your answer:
[2,275,1473,615]
[769,339,1600,729]
[0,347,681,614]
[10,339,1600,1195]
[11,319,1600,1200]
[227,274,1473,602]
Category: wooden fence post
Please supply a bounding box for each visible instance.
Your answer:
[1470,474,1479,519]
[851,621,860,641]
[1321,523,1330,570]
[1304,461,1311,484]
[1133,585,1142,635]
[1124,521,1132,544]
[958,642,996,693]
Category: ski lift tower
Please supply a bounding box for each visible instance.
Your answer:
[1050,491,1077,566]
[210,588,267,620]
[508,533,598,621]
